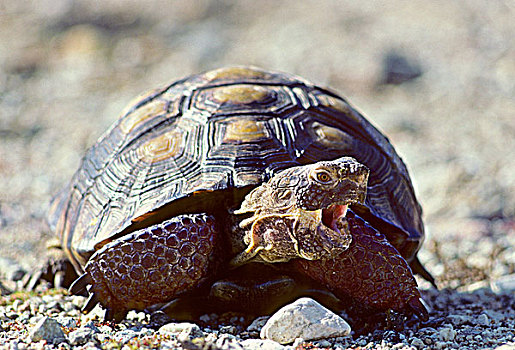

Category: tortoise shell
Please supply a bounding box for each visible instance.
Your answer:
[48,66,424,275]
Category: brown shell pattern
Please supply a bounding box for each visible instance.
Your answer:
[48,66,423,272]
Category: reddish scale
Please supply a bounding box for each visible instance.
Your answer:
[84,214,218,313]
[294,211,427,319]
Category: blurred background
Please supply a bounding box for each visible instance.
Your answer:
[0,0,514,289]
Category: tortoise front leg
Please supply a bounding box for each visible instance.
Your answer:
[69,214,220,321]
[293,210,429,321]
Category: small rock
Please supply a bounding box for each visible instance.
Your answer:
[216,333,244,350]
[81,342,99,350]
[241,339,284,350]
[447,314,471,326]
[0,280,12,295]
[484,309,505,323]
[57,342,72,350]
[260,297,351,344]
[82,320,100,332]
[126,310,147,322]
[315,339,332,348]
[491,274,515,294]
[434,340,452,349]
[460,280,490,292]
[68,327,96,346]
[98,324,114,334]
[292,338,305,348]
[0,257,26,281]
[220,325,238,335]
[199,314,212,323]
[476,313,490,326]
[94,333,111,343]
[379,50,423,85]
[159,322,204,341]
[112,329,138,344]
[55,316,77,329]
[150,310,172,328]
[247,316,269,332]
[438,326,456,341]
[29,316,66,343]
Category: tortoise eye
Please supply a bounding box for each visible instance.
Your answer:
[315,171,332,184]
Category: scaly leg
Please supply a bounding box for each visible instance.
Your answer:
[294,210,429,321]
[69,214,220,321]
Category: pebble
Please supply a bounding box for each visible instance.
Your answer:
[54,316,77,329]
[447,314,471,326]
[216,334,245,350]
[315,339,332,348]
[260,297,351,344]
[477,313,490,326]
[241,339,284,350]
[68,327,96,346]
[0,257,26,281]
[379,50,423,85]
[159,321,204,341]
[246,316,269,332]
[490,274,515,294]
[484,309,505,323]
[410,337,425,348]
[29,316,66,343]
[112,329,139,344]
[437,326,456,341]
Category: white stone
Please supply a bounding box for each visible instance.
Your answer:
[241,339,285,350]
[112,329,138,344]
[159,322,201,335]
[476,313,490,326]
[437,326,456,341]
[68,327,95,346]
[260,297,351,344]
[159,322,204,341]
[491,274,515,294]
[55,316,78,329]
[447,314,471,326]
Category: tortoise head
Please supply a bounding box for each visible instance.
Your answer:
[269,156,369,212]
[232,157,370,265]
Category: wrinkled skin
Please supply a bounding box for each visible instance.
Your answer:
[232,157,369,264]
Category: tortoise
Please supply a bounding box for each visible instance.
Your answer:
[45,66,434,323]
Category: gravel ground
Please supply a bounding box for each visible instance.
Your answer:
[1,0,514,349]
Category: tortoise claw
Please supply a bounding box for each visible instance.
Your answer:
[105,308,114,321]
[24,258,78,291]
[25,270,44,291]
[104,308,128,322]
[54,271,66,289]
[82,292,99,313]
[408,297,429,321]
[410,256,438,289]
[69,273,93,296]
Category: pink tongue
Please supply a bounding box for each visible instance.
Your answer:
[322,204,349,231]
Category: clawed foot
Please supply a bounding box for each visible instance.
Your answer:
[24,257,79,292]
[67,214,219,322]
[294,210,429,321]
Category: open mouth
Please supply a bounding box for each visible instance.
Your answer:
[322,203,349,232]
